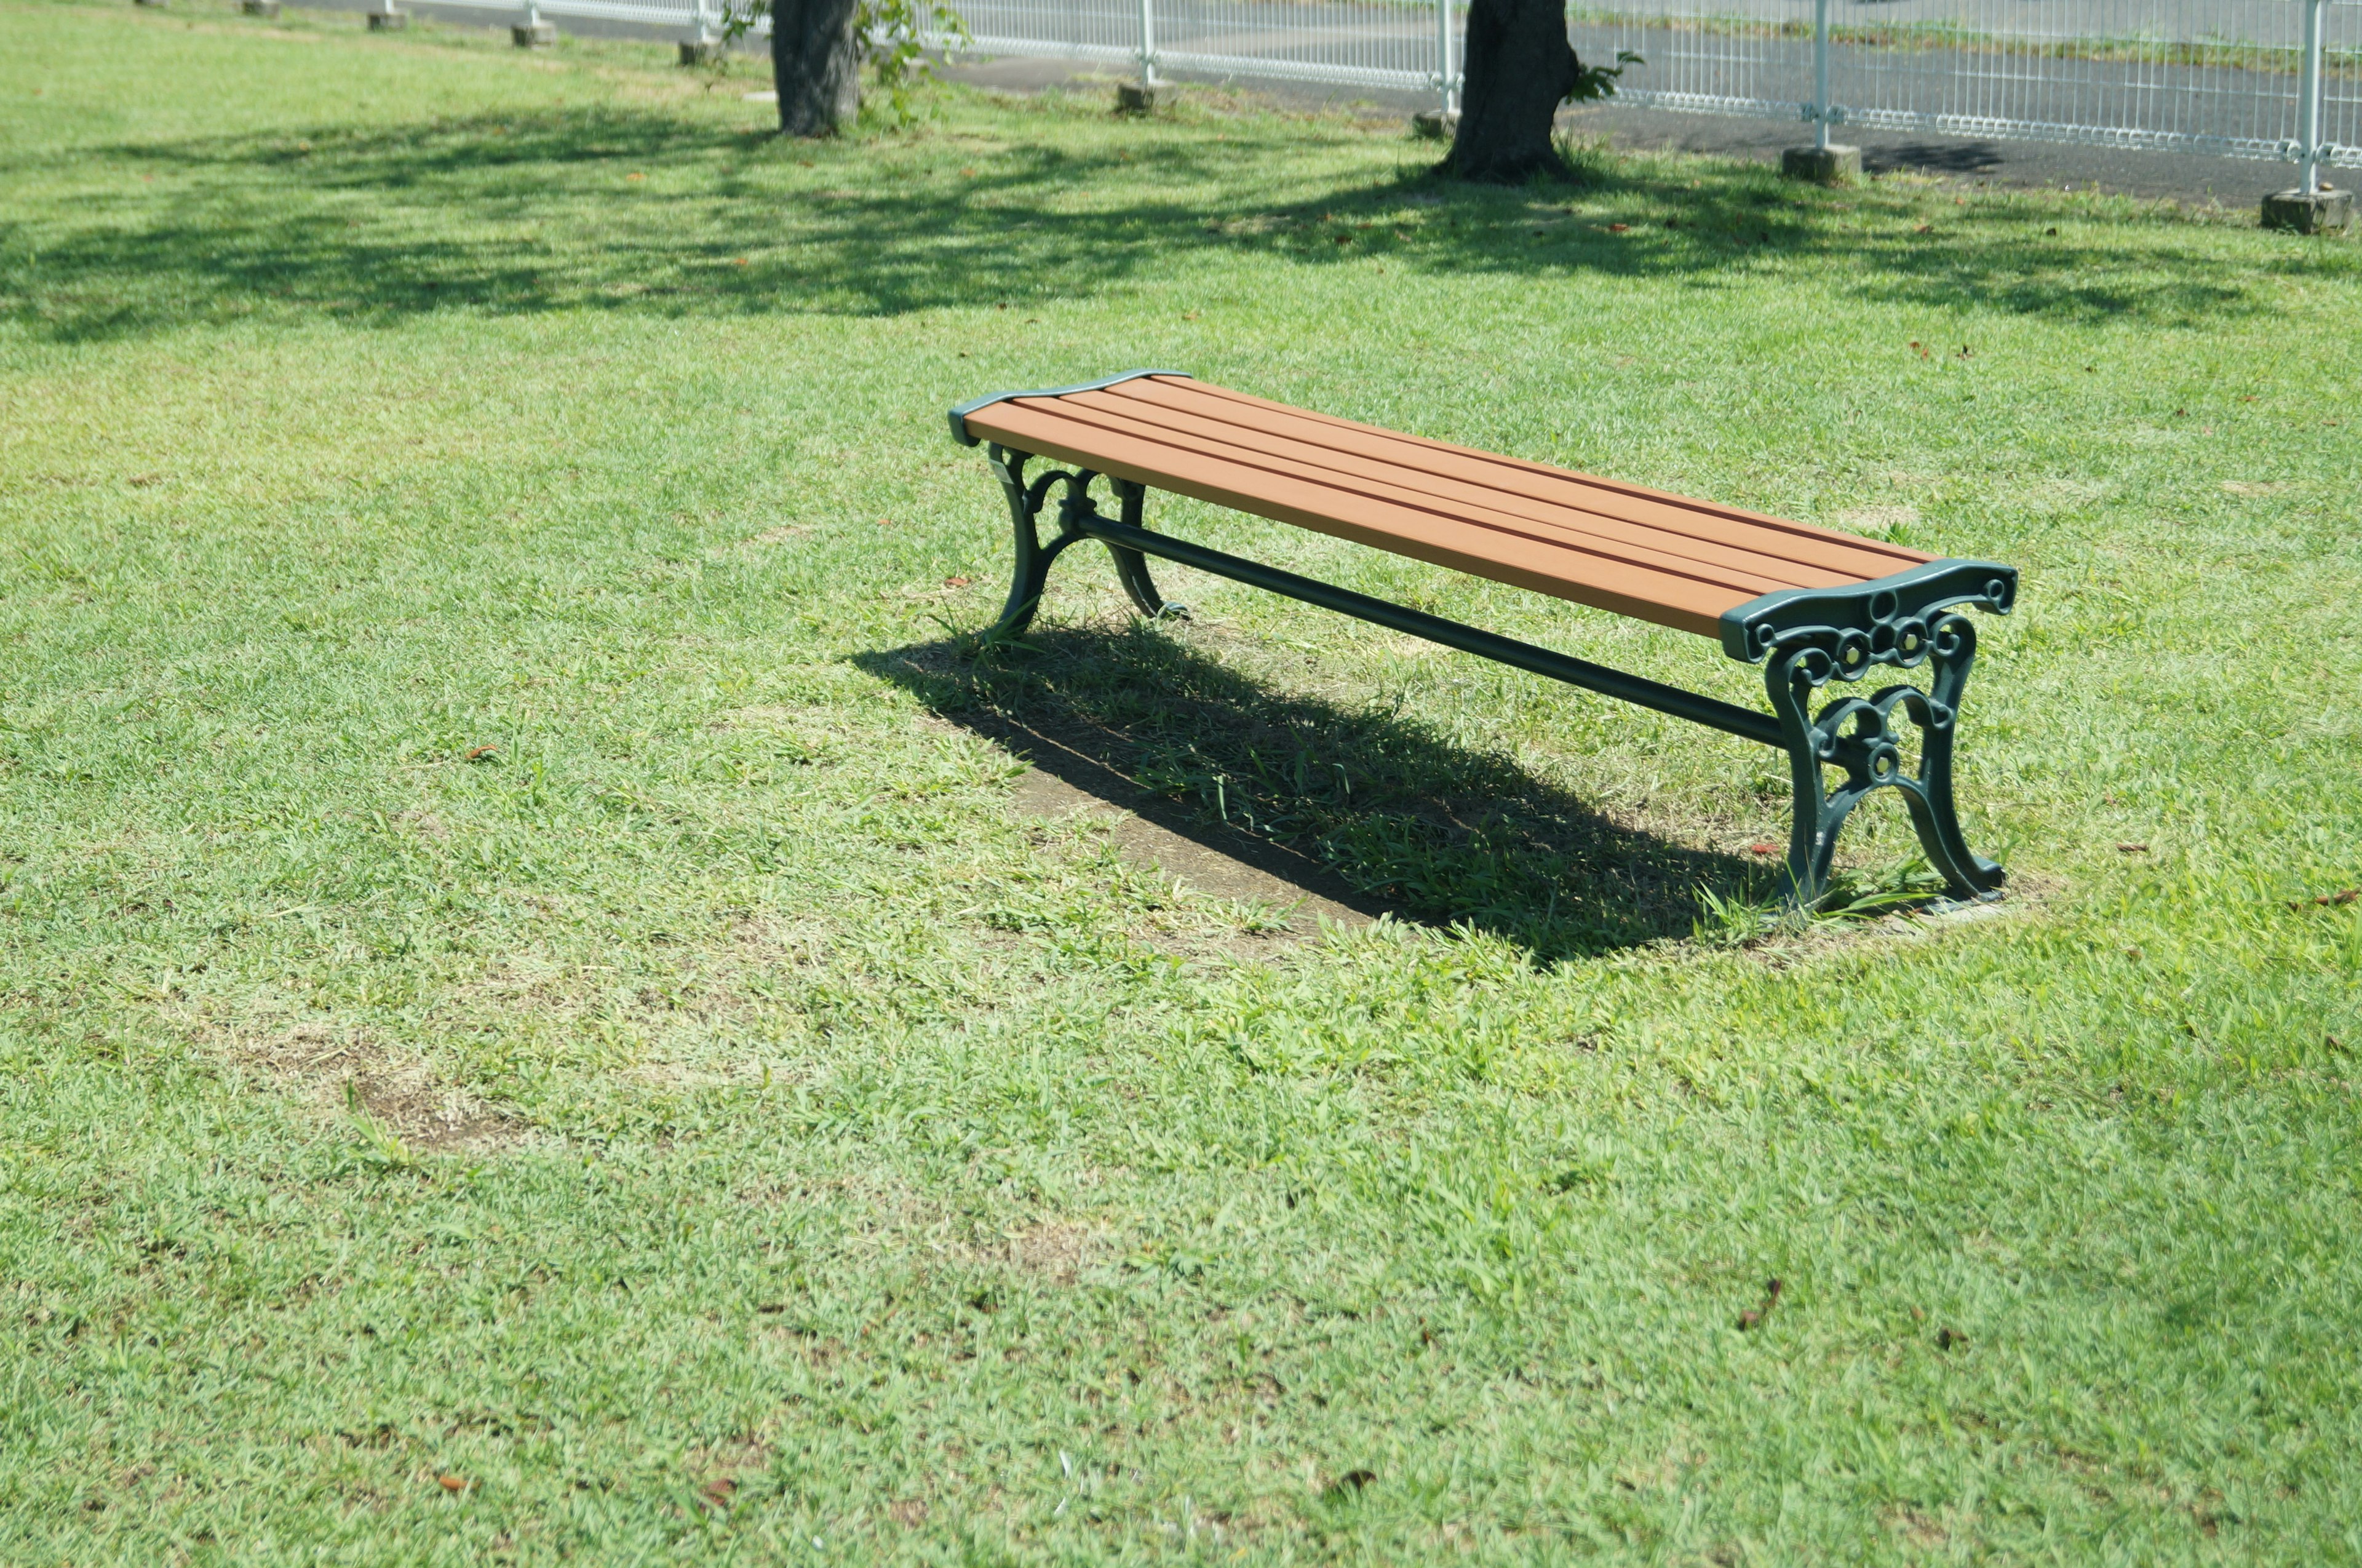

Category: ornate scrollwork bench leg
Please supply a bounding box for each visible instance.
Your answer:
[984,447,1169,639]
[1722,563,2018,907]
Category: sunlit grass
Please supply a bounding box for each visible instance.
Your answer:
[4,0,2361,1560]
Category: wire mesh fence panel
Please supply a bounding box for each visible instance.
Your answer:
[392,0,756,36]
[2326,0,2362,164]
[1824,0,2318,161]
[1570,1,1812,122]
[1151,0,1452,93]
[1569,0,2352,167]
[939,0,1465,94]
[954,0,1143,67]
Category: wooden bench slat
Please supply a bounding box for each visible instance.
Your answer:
[1105,377,1930,583]
[1031,397,1809,599]
[968,400,1751,635]
[1056,388,1856,594]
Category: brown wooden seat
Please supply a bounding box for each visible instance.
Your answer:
[956,371,1932,641]
[949,370,2019,905]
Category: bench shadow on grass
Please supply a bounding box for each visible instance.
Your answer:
[857,619,1775,964]
[13,98,2292,343]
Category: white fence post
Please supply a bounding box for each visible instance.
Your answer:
[1812,0,1831,153]
[1137,0,1156,89]
[1435,0,1452,117]
[676,0,719,62]
[2299,0,2326,194]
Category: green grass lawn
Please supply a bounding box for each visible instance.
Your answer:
[5,1,2361,1559]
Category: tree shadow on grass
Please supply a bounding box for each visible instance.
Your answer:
[4,95,2320,343]
[857,618,1775,964]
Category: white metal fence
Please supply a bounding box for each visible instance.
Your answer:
[955,0,1458,94]
[1567,0,2361,181]
[413,0,2361,181]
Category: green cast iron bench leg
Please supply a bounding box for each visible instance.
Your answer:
[982,444,2010,910]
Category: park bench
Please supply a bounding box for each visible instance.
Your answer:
[948,370,2018,906]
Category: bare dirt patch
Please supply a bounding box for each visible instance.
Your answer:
[222,1019,531,1154]
[1002,1219,1109,1284]
[1008,753,1378,942]
[687,1431,774,1514]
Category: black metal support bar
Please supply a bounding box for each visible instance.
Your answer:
[1075,511,1787,750]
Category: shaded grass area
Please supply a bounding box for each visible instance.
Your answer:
[1,15,2300,340]
[862,624,1770,960]
[4,0,2362,1561]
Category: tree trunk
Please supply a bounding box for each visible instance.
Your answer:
[771,0,861,137]
[1444,0,1581,182]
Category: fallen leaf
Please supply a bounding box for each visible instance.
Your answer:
[1606,221,1629,233]
[1748,842,1778,856]
[464,745,499,762]
[1321,1468,1377,1501]
[702,1478,736,1508]
[733,257,748,266]
[438,1474,468,1492]
[2117,842,2149,853]
[943,575,972,588]
[1736,1276,1783,1331]
[626,172,645,181]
